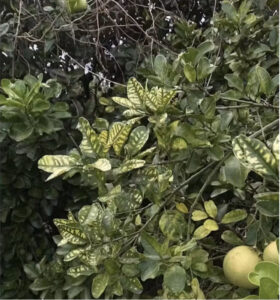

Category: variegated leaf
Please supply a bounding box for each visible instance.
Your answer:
[78,203,103,226]
[77,117,104,157]
[232,135,278,178]
[106,122,132,156]
[123,109,145,118]
[67,265,95,278]
[64,248,87,262]
[114,159,145,175]
[79,251,100,267]
[67,211,78,222]
[136,146,156,159]
[117,189,143,212]
[127,78,145,108]
[99,185,122,203]
[83,159,111,172]
[125,126,149,156]
[111,97,137,109]
[99,130,108,148]
[54,220,87,245]
[159,211,187,241]
[38,155,79,181]
[147,87,176,112]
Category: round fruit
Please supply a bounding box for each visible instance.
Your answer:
[223,246,261,289]
[66,0,88,13]
[263,241,279,264]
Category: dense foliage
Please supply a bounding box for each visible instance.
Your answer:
[0,0,279,299]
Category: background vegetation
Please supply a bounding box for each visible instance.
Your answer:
[0,0,278,298]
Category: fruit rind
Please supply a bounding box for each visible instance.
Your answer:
[223,246,261,289]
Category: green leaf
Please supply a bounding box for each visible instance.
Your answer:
[225,73,244,92]
[248,261,279,286]
[159,211,187,241]
[254,192,279,202]
[192,262,208,272]
[184,63,196,82]
[195,40,215,64]
[193,225,211,240]
[164,265,186,293]
[139,260,161,281]
[204,200,217,219]
[122,264,139,277]
[77,117,104,157]
[68,265,95,278]
[29,278,53,291]
[91,273,109,298]
[259,277,279,299]
[221,230,243,245]
[232,135,278,178]
[154,54,167,76]
[125,277,143,294]
[221,209,247,224]
[31,99,50,112]
[140,231,162,258]
[38,155,79,181]
[222,1,238,22]
[114,159,145,174]
[223,155,249,188]
[203,219,219,231]
[125,126,149,156]
[9,122,34,142]
[256,200,279,217]
[192,210,208,221]
[197,57,216,81]
[111,280,123,296]
[255,65,274,96]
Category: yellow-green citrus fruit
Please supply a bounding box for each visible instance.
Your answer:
[66,0,87,13]
[223,246,261,289]
[263,241,279,264]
